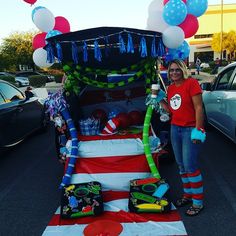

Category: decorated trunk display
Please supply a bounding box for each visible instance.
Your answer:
[43,27,186,235]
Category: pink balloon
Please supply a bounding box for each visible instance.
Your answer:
[23,0,37,4]
[32,32,47,50]
[178,14,199,38]
[53,16,70,33]
[164,0,186,4]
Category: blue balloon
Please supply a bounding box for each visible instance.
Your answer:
[31,6,45,21]
[163,0,187,26]
[167,40,190,60]
[187,0,208,17]
[177,41,190,59]
[46,30,62,40]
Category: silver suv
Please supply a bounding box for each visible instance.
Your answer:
[201,62,236,144]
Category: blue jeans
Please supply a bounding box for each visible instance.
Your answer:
[170,125,202,173]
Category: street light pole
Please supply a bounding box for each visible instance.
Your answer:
[220,0,223,65]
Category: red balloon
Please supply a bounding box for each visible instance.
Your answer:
[116,112,131,129]
[128,110,144,126]
[32,32,46,50]
[23,0,37,4]
[92,109,107,124]
[53,16,70,33]
[178,14,199,38]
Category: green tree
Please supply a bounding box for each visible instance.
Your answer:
[0,31,37,71]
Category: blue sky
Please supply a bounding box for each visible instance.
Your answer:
[1,0,235,43]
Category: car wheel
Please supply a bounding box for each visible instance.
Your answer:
[40,111,50,132]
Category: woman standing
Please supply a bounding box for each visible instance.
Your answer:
[160,59,206,216]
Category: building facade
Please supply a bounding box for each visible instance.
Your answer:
[188,3,236,64]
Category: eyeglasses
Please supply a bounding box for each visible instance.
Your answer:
[169,68,182,73]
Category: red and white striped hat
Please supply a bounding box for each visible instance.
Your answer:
[101,117,120,135]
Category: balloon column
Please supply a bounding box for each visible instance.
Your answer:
[23,1,71,68]
[146,0,208,61]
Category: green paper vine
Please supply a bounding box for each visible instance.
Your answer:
[63,59,158,95]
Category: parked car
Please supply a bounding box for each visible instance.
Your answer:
[0,80,49,148]
[0,72,15,77]
[200,62,210,69]
[201,62,236,144]
[15,71,55,87]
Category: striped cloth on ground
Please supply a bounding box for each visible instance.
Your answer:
[42,136,187,236]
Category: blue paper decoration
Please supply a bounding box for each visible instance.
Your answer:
[139,36,147,58]
[151,36,157,58]
[72,42,79,64]
[186,0,208,17]
[46,29,167,64]
[44,91,79,188]
[127,33,134,53]
[46,43,55,63]
[94,40,102,62]
[60,108,78,188]
[83,41,88,62]
[163,0,187,26]
[104,36,110,57]
[158,37,165,57]
[119,34,126,53]
[56,43,63,63]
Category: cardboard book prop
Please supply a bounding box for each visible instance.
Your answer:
[60,181,103,219]
[128,177,171,213]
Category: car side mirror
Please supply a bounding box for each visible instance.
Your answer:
[201,82,212,91]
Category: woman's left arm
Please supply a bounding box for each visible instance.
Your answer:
[192,94,204,129]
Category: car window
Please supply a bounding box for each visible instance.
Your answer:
[229,74,236,90]
[0,82,24,102]
[215,67,235,90]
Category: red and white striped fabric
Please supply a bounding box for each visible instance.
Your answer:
[43,135,187,236]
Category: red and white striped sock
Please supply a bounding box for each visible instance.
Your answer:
[187,170,203,206]
[180,172,192,199]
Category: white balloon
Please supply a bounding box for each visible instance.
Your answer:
[148,0,164,14]
[146,10,169,33]
[33,8,55,33]
[162,26,185,49]
[33,48,54,68]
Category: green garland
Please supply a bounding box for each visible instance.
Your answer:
[63,59,158,95]
[74,59,148,76]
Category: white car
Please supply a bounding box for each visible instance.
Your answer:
[15,71,55,87]
[201,62,236,144]
[200,63,210,69]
